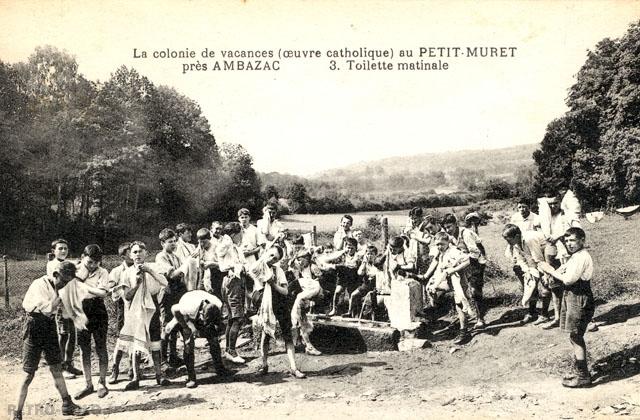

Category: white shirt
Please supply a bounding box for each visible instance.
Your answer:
[240,223,261,264]
[22,276,59,316]
[216,235,246,272]
[76,264,109,289]
[176,238,196,261]
[510,212,541,232]
[108,262,133,301]
[333,228,353,251]
[250,263,288,292]
[556,249,593,286]
[176,290,222,320]
[257,218,285,245]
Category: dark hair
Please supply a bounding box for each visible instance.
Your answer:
[223,222,242,236]
[502,224,522,239]
[441,213,458,226]
[265,203,277,211]
[175,223,191,235]
[51,238,69,250]
[389,236,405,248]
[159,228,176,242]
[409,207,423,218]
[516,198,531,206]
[237,208,251,217]
[344,237,358,248]
[565,227,586,241]
[366,244,378,254]
[342,215,353,223]
[82,244,103,261]
[292,234,305,246]
[118,242,132,257]
[272,245,284,260]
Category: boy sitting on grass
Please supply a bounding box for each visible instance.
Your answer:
[13,261,88,420]
[539,227,595,388]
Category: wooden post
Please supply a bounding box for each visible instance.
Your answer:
[3,256,8,309]
[382,217,389,248]
[312,225,317,246]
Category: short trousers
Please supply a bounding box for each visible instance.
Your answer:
[336,266,359,292]
[466,259,485,292]
[356,278,374,296]
[560,281,594,336]
[22,313,62,373]
[115,298,125,332]
[77,298,109,350]
[251,288,293,342]
[149,296,162,342]
[222,274,245,319]
[159,281,187,325]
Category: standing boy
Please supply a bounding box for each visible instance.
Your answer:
[333,215,354,251]
[238,208,261,264]
[510,199,541,233]
[13,261,88,420]
[107,242,133,384]
[442,214,486,327]
[539,227,594,388]
[175,223,199,291]
[155,228,188,367]
[47,239,82,379]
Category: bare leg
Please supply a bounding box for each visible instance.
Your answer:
[49,364,71,399]
[15,372,35,415]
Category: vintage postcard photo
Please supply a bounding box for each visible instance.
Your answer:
[1,1,640,418]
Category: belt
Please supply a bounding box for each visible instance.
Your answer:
[28,311,55,320]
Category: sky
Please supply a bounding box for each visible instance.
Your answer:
[1,0,639,175]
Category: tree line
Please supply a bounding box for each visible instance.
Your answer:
[0,46,261,254]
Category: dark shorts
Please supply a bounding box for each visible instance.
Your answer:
[160,280,187,326]
[336,266,359,293]
[560,281,595,336]
[115,298,125,333]
[466,259,485,291]
[251,288,293,342]
[23,313,62,374]
[55,308,74,335]
[356,278,374,296]
[77,298,109,352]
[222,275,245,319]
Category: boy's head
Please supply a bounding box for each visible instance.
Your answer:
[196,228,211,248]
[389,236,405,255]
[464,211,482,227]
[118,242,133,265]
[365,244,378,261]
[547,196,561,215]
[265,245,284,265]
[501,224,522,246]
[81,244,103,273]
[564,227,586,254]
[434,231,451,253]
[423,216,441,235]
[238,208,251,227]
[441,214,459,236]
[176,223,192,242]
[130,241,147,265]
[294,249,313,269]
[211,221,223,238]
[264,204,278,220]
[50,239,69,260]
[344,237,358,255]
[223,222,243,244]
[409,207,424,226]
[352,230,364,244]
[340,215,353,231]
[516,199,531,218]
[159,228,178,252]
[53,261,78,288]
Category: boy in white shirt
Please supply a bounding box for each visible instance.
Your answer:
[333,215,354,251]
[510,199,541,232]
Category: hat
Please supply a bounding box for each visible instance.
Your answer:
[294,249,313,260]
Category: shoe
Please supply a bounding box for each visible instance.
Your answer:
[256,365,268,376]
[563,359,579,380]
[587,322,599,332]
[12,411,22,420]
[542,319,560,330]
[327,309,337,317]
[97,383,108,398]
[474,319,487,329]
[453,330,471,345]
[521,314,536,324]
[168,356,184,368]
[289,369,306,379]
[533,316,551,325]
[108,367,119,384]
[156,375,171,386]
[185,380,197,388]
[73,385,94,400]
[305,346,322,356]
[223,351,245,364]
[562,374,592,388]
[66,363,83,376]
[61,400,88,416]
[123,380,139,391]
[62,369,76,379]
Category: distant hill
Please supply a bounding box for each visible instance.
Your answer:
[314,143,538,178]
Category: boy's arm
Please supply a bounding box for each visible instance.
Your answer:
[86,285,108,298]
[142,265,169,287]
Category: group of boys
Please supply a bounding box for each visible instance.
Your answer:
[13,194,598,419]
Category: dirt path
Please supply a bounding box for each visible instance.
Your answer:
[2,300,640,419]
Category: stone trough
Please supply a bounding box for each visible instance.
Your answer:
[308,315,400,353]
